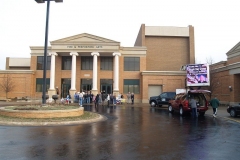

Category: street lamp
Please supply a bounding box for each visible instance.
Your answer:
[35,0,63,105]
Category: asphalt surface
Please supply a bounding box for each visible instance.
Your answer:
[0,101,237,125]
[0,102,240,160]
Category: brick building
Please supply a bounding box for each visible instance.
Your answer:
[0,24,195,103]
[210,42,240,105]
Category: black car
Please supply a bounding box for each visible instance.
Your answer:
[227,104,240,117]
[149,92,176,107]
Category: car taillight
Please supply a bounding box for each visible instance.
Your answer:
[184,100,189,107]
[205,100,208,107]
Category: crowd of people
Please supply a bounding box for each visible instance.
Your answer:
[61,90,135,107]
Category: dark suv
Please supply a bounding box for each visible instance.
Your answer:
[149,92,176,107]
[168,90,210,116]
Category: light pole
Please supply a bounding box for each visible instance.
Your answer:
[35,0,63,105]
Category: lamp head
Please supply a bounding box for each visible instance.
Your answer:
[35,0,63,3]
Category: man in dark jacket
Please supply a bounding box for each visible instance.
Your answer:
[210,97,220,118]
[131,93,134,105]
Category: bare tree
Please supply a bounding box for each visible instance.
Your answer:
[0,74,16,99]
[206,56,214,65]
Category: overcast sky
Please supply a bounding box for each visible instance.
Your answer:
[1,0,240,70]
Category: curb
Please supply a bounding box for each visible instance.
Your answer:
[0,114,107,127]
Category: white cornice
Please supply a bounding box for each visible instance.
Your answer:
[211,62,240,73]
[121,46,147,51]
[51,41,120,46]
[227,51,240,59]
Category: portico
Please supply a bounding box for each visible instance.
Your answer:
[46,33,122,98]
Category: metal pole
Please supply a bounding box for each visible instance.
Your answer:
[42,0,51,105]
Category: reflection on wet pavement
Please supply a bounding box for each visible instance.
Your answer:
[0,104,240,160]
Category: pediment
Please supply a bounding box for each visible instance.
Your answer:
[51,33,119,44]
[226,41,240,55]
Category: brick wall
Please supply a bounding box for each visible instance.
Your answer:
[145,36,189,71]
[0,73,33,99]
[142,74,186,102]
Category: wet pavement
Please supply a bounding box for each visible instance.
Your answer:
[0,102,240,160]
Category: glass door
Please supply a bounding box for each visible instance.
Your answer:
[80,79,92,92]
[100,79,113,94]
[61,78,71,98]
[101,84,112,94]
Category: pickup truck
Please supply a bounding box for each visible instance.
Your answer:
[149,92,176,107]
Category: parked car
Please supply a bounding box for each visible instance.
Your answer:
[149,92,176,107]
[227,104,240,117]
[168,90,211,116]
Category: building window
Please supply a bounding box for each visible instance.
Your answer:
[100,57,113,70]
[123,79,140,94]
[124,57,140,71]
[36,78,50,92]
[81,56,93,70]
[62,56,72,70]
[37,56,51,70]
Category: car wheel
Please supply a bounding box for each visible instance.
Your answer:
[199,112,205,116]
[168,105,173,113]
[230,109,237,117]
[179,107,184,116]
[150,101,156,107]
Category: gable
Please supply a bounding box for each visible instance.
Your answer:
[50,33,119,44]
[227,41,240,55]
[226,41,240,59]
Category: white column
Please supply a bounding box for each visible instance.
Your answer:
[113,52,121,91]
[91,52,99,91]
[70,52,79,90]
[49,52,58,90]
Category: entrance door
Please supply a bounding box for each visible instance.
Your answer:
[81,84,92,92]
[100,79,113,94]
[62,83,71,98]
[101,84,112,94]
[61,78,71,98]
[81,79,92,92]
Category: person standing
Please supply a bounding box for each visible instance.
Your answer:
[74,92,79,103]
[127,92,131,104]
[56,87,59,95]
[101,91,107,106]
[210,97,220,117]
[95,94,100,108]
[189,97,198,118]
[98,93,102,105]
[86,91,91,104]
[131,92,134,105]
[107,94,110,106]
[79,91,83,107]
[66,95,70,105]
[113,93,116,105]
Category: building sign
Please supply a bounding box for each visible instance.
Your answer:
[84,74,90,77]
[66,45,103,49]
[186,64,210,87]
